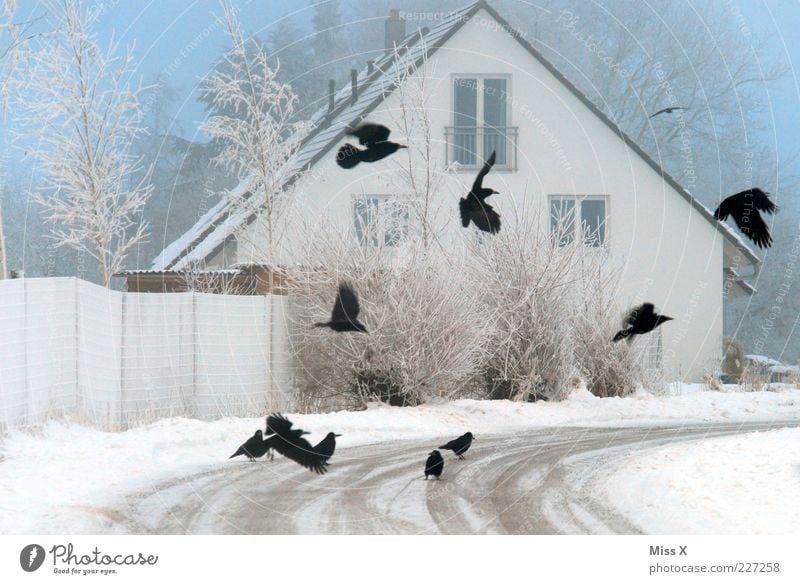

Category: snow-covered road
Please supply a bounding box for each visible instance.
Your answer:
[115,421,797,535]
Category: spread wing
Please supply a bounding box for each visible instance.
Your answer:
[471,150,496,193]
[348,123,391,147]
[277,437,329,474]
[331,283,361,323]
[625,303,654,327]
[470,203,501,234]
[738,188,777,214]
[732,207,772,248]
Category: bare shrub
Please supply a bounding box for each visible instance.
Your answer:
[721,336,745,383]
[286,220,493,409]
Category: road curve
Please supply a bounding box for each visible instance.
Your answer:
[118,421,797,534]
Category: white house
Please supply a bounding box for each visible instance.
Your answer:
[147,1,760,382]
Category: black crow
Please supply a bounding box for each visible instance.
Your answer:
[613,303,673,343]
[459,151,501,234]
[713,188,776,249]
[424,450,444,480]
[312,432,342,465]
[266,414,330,474]
[439,432,474,459]
[336,122,407,168]
[314,283,368,333]
[649,106,688,118]
[229,430,275,461]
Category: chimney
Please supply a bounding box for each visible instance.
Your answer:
[385,9,406,54]
[367,60,375,75]
[328,79,335,113]
[350,69,359,103]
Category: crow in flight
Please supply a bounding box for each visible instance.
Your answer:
[459,151,501,234]
[265,414,332,474]
[649,106,688,118]
[613,303,673,343]
[424,450,444,480]
[336,122,407,168]
[229,430,275,461]
[314,283,367,333]
[713,188,776,249]
[439,432,475,459]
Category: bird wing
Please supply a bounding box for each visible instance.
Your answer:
[349,123,391,147]
[279,437,330,474]
[741,188,777,214]
[713,198,732,222]
[266,413,296,437]
[731,207,772,248]
[469,203,501,234]
[624,303,654,327]
[649,108,670,118]
[471,150,497,193]
[331,283,361,323]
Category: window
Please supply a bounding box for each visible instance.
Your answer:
[447,75,517,170]
[549,195,608,247]
[352,195,410,248]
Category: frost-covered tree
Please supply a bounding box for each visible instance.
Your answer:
[200,0,309,264]
[19,0,151,287]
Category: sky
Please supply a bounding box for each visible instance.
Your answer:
[3,0,800,175]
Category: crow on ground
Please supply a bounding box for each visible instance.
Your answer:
[229,430,275,461]
[266,414,331,474]
[313,283,367,333]
[613,303,673,343]
[438,432,474,459]
[713,188,777,249]
[336,123,407,168]
[649,106,688,118]
[459,151,500,234]
[424,450,444,480]
[312,432,342,465]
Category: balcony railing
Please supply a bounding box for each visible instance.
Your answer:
[445,126,518,171]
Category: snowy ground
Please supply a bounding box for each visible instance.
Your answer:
[604,427,800,534]
[1,385,799,534]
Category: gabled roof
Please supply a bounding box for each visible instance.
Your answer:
[150,0,759,272]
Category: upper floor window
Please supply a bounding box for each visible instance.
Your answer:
[549,195,608,247]
[352,194,410,248]
[447,75,517,170]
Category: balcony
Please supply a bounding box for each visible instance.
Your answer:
[445,126,518,171]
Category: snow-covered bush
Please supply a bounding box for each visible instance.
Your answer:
[286,219,493,410]
[466,212,581,402]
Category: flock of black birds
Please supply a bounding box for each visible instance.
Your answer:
[231,119,779,478]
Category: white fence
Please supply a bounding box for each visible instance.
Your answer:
[0,278,293,431]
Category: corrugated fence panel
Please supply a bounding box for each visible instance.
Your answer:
[0,280,30,431]
[25,278,78,423]
[0,278,291,431]
[121,293,194,426]
[194,293,271,420]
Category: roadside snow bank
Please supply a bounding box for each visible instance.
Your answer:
[1,387,799,533]
[604,427,800,534]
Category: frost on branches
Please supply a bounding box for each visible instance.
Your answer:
[20,0,151,286]
[200,0,309,263]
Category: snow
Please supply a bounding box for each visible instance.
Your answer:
[604,427,800,534]
[1,386,799,534]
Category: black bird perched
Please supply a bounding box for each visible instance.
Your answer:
[438,432,475,459]
[424,450,444,480]
[613,303,673,343]
[336,122,407,168]
[459,151,501,234]
[265,414,331,474]
[229,429,275,461]
[649,106,688,118]
[713,188,777,249]
[313,283,367,333]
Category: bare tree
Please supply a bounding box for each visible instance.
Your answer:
[200,0,309,264]
[19,0,151,287]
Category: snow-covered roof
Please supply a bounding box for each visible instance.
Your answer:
[151,0,760,271]
[745,355,783,367]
